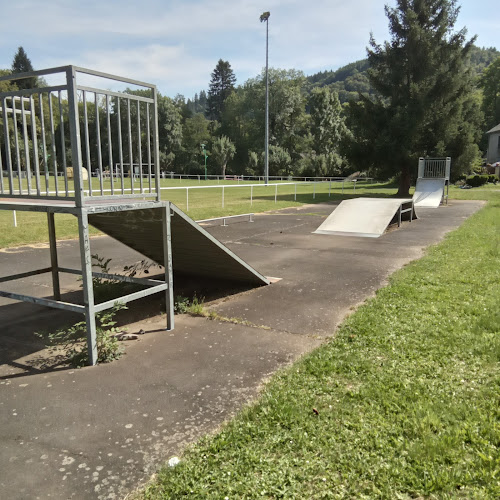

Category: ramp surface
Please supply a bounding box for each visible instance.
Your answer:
[88,203,269,286]
[413,178,445,208]
[313,198,415,238]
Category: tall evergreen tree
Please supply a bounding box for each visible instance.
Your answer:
[11,46,37,90]
[207,59,236,121]
[348,0,480,195]
[480,56,500,132]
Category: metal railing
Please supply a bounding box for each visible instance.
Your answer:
[418,157,451,180]
[0,65,160,205]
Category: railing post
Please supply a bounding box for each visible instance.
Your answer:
[152,86,161,202]
[418,157,425,179]
[66,66,85,207]
[163,203,174,331]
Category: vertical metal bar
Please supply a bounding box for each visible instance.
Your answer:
[275,183,277,203]
[342,180,344,194]
[11,98,23,194]
[163,204,174,331]
[313,182,316,199]
[146,102,152,193]
[136,101,143,193]
[353,180,356,192]
[127,98,134,194]
[82,91,92,196]
[117,98,125,194]
[250,185,253,206]
[47,212,61,300]
[48,93,59,196]
[58,91,69,196]
[77,210,97,364]
[66,67,85,207]
[95,93,104,196]
[106,94,114,196]
[21,97,32,195]
[2,97,14,194]
[222,186,224,208]
[0,124,3,194]
[30,96,41,196]
[38,93,50,195]
[152,87,161,201]
[13,210,17,227]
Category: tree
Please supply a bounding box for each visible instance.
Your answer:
[211,136,236,177]
[207,60,236,122]
[480,56,500,133]
[309,87,350,174]
[11,46,37,90]
[348,0,480,194]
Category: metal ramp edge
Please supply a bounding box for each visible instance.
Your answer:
[88,202,269,286]
[313,198,416,238]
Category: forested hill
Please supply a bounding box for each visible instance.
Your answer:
[305,45,499,104]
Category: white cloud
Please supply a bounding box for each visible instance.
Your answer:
[0,0,497,98]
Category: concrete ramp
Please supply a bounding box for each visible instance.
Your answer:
[88,202,269,286]
[413,178,445,208]
[313,198,415,238]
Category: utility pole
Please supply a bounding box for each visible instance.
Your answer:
[260,11,270,185]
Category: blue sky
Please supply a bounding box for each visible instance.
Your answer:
[0,0,498,98]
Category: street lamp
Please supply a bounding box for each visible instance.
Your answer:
[260,11,270,186]
[201,143,208,180]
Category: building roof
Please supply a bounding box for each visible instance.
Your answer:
[486,123,500,134]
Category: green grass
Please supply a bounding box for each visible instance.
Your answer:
[1,179,498,249]
[144,198,500,499]
[0,179,383,248]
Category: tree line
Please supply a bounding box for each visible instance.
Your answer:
[3,1,500,196]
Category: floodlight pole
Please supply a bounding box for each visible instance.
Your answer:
[260,11,270,186]
[201,143,208,180]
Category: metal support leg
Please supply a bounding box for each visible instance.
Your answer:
[47,212,61,300]
[77,210,98,365]
[163,204,174,331]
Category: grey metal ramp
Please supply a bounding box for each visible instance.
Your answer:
[313,198,415,238]
[88,203,269,286]
[413,178,446,208]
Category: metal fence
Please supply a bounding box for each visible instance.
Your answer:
[418,157,451,180]
[0,65,160,205]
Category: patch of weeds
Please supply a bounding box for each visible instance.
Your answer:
[36,303,126,367]
[87,254,160,302]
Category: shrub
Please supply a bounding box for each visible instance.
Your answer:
[36,303,126,366]
[487,174,498,183]
[466,174,488,187]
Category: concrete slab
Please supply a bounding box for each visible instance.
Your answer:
[413,178,446,207]
[313,197,414,238]
[0,199,484,499]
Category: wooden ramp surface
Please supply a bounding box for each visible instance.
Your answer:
[88,203,269,286]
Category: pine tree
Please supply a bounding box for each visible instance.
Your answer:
[11,46,37,90]
[207,60,236,122]
[348,0,480,195]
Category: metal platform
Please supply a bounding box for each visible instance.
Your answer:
[0,66,268,366]
[313,198,416,238]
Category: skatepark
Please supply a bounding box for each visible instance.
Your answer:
[0,198,484,499]
[0,66,492,498]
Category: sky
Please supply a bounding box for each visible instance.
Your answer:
[0,0,498,99]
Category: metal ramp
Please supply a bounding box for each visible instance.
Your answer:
[313,198,416,238]
[413,178,446,208]
[88,202,269,286]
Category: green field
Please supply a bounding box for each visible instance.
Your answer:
[144,192,500,499]
[0,178,378,248]
[1,180,498,249]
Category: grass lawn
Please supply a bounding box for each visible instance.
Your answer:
[0,179,383,248]
[143,193,500,498]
